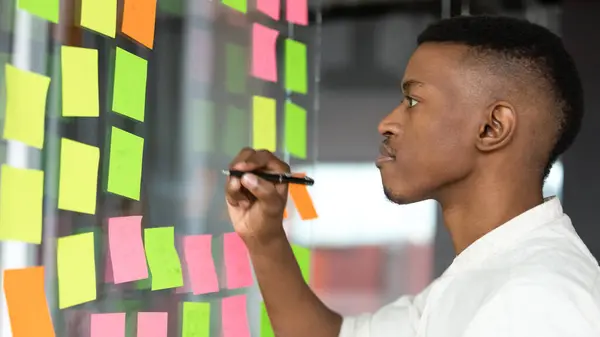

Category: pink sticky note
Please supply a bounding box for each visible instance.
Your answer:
[108,216,148,284]
[91,313,126,337]
[251,24,279,83]
[137,312,168,337]
[183,235,219,295]
[286,0,307,25]
[257,0,280,20]
[223,232,253,289]
[222,295,250,337]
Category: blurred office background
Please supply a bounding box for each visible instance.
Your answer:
[0,0,598,336]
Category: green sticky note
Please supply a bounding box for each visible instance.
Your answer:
[225,43,246,94]
[3,64,50,149]
[158,0,183,15]
[112,48,148,122]
[57,232,97,309]
[144,227,183,290]
[285,102,307,159]
[182,302,210,337]
[191,100,215,153]
[222,105,249,157]
[252,96,276,151]
[292,244,311,283]
[260,302,275,337]
[58,138,99,214]
[107,127,144,200]
[221,0,246,13]
[18,0,59,23]
[61,46,99,117]
[285,39,307,94]
[0,165,44,244]
[80,0,117,37]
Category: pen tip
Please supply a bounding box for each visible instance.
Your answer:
[221,170,230,175]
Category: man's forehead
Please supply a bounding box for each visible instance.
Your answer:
[402,43,470,89]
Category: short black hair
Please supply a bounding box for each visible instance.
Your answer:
[417,15,584,181]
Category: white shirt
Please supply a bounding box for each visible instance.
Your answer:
[339,197,600,337]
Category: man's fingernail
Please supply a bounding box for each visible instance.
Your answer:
[242,174,258,188]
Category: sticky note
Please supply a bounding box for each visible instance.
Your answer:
[109,216,148,284]
[286,0,307,25]
[289,175,317,220]
[107,127,144,200]
[80,0,117,37]
[4,267,55,337]
[222,295,250,337]
[58,138,99,214]
[260,302,275,337]
[182,302,210,337]
[285,101,307,159]
[122,0,157,49]
[191,99,215,153]
[0,165,43,244]
[61,46,99,117]
[158,0,183,15]
[137,312,168,337]
[225,43,246,94]
[251,24,279,83]
[182,235,219,295]
[144,227,183,290]
[292,244,311,283]
[252,95,276,152]
[18,0,59,23]
[222,0,246,13]
[285,39,307,94]
[3,64,50,149]
[112,48,148,122]
[57,232,97,309]
[91,313,125,337]
[223,232,253,289]
[257,0,279,20]
[222,105,249,157]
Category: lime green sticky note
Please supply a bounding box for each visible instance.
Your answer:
[222,105,249,157]
[80,0,117,37]
[3,64,50,149]
[222,0,246,13]
[285,102,307,159]
[18,0,59,23]
[182,302,210,337]
[57,232,97,309]
[292,244,311,283]
[191,100,215,153]
[226,43,246,94]
[58,138,99,214]
[112,48,148,122]
[144,227,183,290]
[252,96,276,151]
[285,39,307,95]
[0,165,44,244]
[107,127,144,200]
[61,46,99,117]
[260,302,275,337]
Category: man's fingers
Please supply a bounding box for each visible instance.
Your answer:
[228,147,256,170]
[225,177,251,207]
[240,174,285,210]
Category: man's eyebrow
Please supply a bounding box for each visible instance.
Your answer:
[401,79,424,93]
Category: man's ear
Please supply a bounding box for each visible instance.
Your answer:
[476,102,516,152]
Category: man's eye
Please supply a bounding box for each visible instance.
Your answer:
[407,97,419,108]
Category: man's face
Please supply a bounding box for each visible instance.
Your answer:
[378,43,481,204]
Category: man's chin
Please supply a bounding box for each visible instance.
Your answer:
[383,186,423,205]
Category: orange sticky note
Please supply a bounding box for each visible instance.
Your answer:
[122,0,157,49]
[4,266,55,337]
[289,173,317,220]
[283,208,288,219]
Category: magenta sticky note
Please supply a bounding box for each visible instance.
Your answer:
[286,0,307,25]
[108,216,148,284]
[223,232,253,289]
[183,234,219,295]
[91,313,126,337]
[222,295,251,337]
[257,0,280,20]
[137,312,168,337]
[251,23,279,83]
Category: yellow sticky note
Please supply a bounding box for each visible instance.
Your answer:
[58,138,99,214]
[61,46,99,117]
[0,165,44,244]
[3,64,50,149]
[80,0,117,38]
[252,95,276,151]
[57,232,97,309]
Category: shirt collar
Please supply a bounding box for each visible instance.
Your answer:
[443,196,564,276]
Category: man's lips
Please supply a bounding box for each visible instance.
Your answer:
[377,143,395,164]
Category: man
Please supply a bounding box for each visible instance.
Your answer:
[225,16,600,337]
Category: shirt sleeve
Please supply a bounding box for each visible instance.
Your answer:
[338,295,421,337]
[462,280,600,337]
